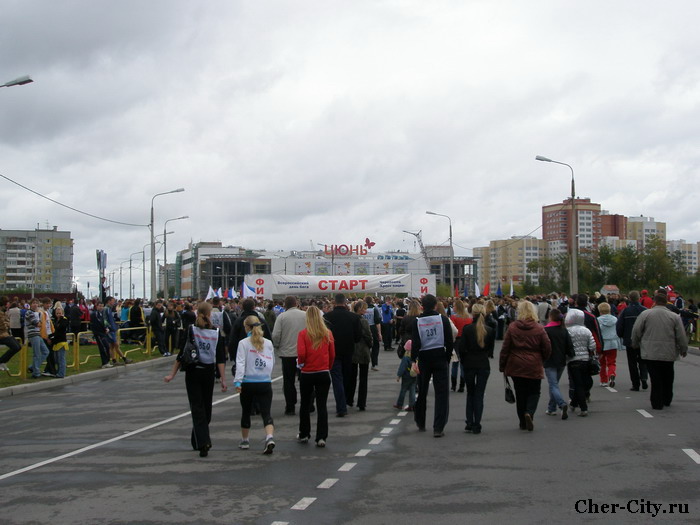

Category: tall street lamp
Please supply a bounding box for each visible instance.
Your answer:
[536,155,578,296]
[1,75,33,88]
[163,216,188,300]
[426,211,454,295]
[129,251,143,299]
[150,188,184,300]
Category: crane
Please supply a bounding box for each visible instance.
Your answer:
[403,230,430,270]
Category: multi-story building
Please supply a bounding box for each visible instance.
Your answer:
[600,211,628,238]
[627,216,667,249]
[666,240,698,275]
[175,241,454,299]
[542,198,602,255]
[474,236,547,291]
[599,237,637,251]
[0,226,73,293]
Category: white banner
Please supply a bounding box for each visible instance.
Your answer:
[244,274,436,299]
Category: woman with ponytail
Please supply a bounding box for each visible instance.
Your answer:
[458,303,495,434]
[296,305,335,447]
[234,315,276,454]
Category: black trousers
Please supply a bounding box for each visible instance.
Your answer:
[626,347,648,388]
[511,376,541,427]
[369,325,380,367]
[165,327,179,353]
[281,356,298,411]
[567,361,589,412]
[11,328,24,343]
[0,336,21,365]
[414,355,449,432]
[644,359,675,409]
[186,365,215,450]
[299,371,331,442]
[153,330,167,355]
[347,362,369,409]
[240,382,274,429]
[381,323,393,350]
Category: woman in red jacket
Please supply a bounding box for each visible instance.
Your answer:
[297,306,335,447]
[499,301,552,432]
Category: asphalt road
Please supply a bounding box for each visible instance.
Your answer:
[1,343,699,525]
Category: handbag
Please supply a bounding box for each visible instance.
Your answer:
[180,332,200,369]
[588,352,601,376]
[504,375,516,404]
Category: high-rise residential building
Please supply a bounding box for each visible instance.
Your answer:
[600,211,628,238]
[0,227,74,292]
[627,216,666,249]
[474,236,547,291]
[666,240,698,275]
[542,198,602,255]
[600,237,636,250]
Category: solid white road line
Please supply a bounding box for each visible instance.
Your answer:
[606,386,618,393]
[683,449,700,464]
[355,449,371,457]
[271,522,289,525]
[380,427,393,434]
[338,462,356,471]
[390,419,401,425]
[291,497,316,510]
[369,438,383,445]
[0,375,283,482]
[637,409,654,418]
[317,478,339,489]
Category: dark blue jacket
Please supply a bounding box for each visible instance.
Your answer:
[616,302,646,347]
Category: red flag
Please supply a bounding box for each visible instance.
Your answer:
[454,285,459,297]
[482,282,491,296]
[223,288,229,298]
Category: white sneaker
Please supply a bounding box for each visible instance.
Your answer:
[600,382,608,387]
[263,437,275,455]
[0,363,8,371]
[238,440,250,450]
[101,363,114,369]
[316,439,326,448]
[545,410,557,416]
[296,434,309,444]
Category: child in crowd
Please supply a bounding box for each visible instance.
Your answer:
[51,307,70,378]
[394,339,417,411]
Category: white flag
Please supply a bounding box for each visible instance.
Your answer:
[216,287,222,297]
[474,282,481,297]
[242,283,257,298]
[205,286,215,300]
[509,279,514,297]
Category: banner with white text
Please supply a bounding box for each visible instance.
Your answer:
[244,274,436,299]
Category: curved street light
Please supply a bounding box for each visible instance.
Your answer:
[162,217,187,300]
[150,188,184,299]
[536,155,578,295]
[1,75,33,88]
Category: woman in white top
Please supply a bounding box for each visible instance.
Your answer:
[234,315,276,454]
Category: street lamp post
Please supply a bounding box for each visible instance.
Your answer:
[163,216,188,300]
[129,251,143,299]
[150,189,184,300]
[426,211,454,295]
[1,75,33,88]
[535,155,578,296]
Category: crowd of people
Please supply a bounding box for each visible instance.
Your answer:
[0,287,692,457]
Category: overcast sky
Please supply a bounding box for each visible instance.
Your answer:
[2,1,699,297]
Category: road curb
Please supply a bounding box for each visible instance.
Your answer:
[0,356,176,399]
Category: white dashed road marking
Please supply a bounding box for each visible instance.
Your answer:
[637,409,654,418]
[271,522,289,525]
[369,437,383,445]
[338,462,356,472]
[355,449,371,457]
[317,478,339,489]
[683,449,700,464]
[606,387,618,393]
[398,411,407,416]
[291,497,316,510]
[390,419,401,425]
[380,427,393,434]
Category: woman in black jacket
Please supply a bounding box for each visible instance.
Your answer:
[458,303,495,434]
[543,309,574,420]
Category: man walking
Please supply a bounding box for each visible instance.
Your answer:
[272,296,307,415]
[616,291,648,391]
[324,293,362,417]
[380,297,394,351]
[631,293,688,410]
[411,294,454,437]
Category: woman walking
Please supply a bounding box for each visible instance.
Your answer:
[450,299,472,392]
[297,306,335,447]
[348,300,372,411]
[458,303,495,434]
[234,315,276,454]
[565,308,596,416]
[164,302,227,457]
[544,309,574,419]
[499,301,551,431]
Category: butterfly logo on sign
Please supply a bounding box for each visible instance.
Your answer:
[364,238,376,250]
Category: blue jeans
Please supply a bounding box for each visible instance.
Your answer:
[396,376,416,408]
[30,336,50,377]
[464,367,490,430]
[330,354,352,415]
[544,366,567,412]
[55,349,66,378]
[451,361,465,381]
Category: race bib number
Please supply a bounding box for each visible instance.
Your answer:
[192,327,218,364]
[416,316,445,351]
